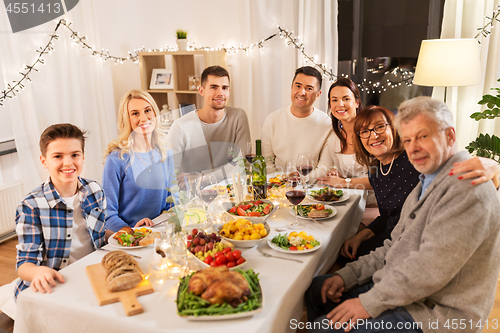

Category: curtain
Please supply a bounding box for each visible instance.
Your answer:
[434,0,500,150]
[0,1,117,192]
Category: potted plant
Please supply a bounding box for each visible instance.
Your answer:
[176,29,188,51]
[466,78,500,163]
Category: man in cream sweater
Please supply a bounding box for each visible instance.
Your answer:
[166,66,250,181]
[305,97,500,333]
[261,66,332,177]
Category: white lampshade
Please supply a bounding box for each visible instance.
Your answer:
[413,39,482,87]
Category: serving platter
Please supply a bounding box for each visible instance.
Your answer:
[177,270,263,320]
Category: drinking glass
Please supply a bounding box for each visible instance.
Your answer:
[147,235,172,288]
[183,172,202,202]
[245,141,255,185]
[296,152,313,186]
[285,177,305,230]
[200,173,218,224]
[285,159,298,178]
[227,145,238,166]
[245,141,255,164]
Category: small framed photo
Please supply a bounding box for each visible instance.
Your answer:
[188,75,201,91]
[150,69,174,89]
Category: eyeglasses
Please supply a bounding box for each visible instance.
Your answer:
[358,123,389,139]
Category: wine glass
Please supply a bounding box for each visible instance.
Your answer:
[296,152,313,187]
[285,159,298,179]
[286,177,305,230]
[245,141,255,164]
[200,173,218,224]
[227,145,239,166]
[245,141,255,185]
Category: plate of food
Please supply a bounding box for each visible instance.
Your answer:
[223,199,274,218]
[108,227,161,249]
[186,228,247,270]
[289,204,337,220]
[268,231,322,253]
[212,217,271,248]
[177,267,263,320]
[306,187,349,204]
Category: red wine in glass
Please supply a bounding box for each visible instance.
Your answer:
[245,154,256,163]
[286,190,305,205]
[297,165,313,176]
[201,189,218,204]
[288,177,300,188]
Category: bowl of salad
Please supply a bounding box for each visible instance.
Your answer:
[222,199,275,218]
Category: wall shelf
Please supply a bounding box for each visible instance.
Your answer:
[139,50,227,111]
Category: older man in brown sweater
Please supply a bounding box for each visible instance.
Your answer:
[305,97,500,333]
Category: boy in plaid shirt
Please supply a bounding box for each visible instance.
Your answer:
[14,123,106,298]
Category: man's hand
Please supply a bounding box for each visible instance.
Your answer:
[321,275,345,304]
[450,156,500,188]
[30,266,65,294]
[327,298,370,332]
[134,218,153,227]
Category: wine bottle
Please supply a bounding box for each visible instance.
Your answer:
[252,139,267,199]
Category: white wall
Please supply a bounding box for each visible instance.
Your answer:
[0,0,337,188]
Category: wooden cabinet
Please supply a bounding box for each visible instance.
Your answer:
[138,50,226,111]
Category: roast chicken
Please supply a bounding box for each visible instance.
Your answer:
[188,266,251,307]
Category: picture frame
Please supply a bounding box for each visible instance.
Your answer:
[188,75,201,91]
[150,69,174,89]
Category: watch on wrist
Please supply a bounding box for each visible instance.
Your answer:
[345,178,352,187]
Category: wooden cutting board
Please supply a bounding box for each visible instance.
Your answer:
[86,263,154,316]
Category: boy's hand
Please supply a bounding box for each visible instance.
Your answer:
[30,266,64,294]
[134,218,153,228]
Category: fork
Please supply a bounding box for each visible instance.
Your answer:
[256,246,303,263]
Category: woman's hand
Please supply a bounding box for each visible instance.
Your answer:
[450,156,499,188]
[317,175,345,188]
[340,234,363,259]
[326,168,339,177]
[134,218,153,228]
[340,229,375,259]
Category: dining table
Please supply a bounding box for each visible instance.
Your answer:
[13,188,365,333]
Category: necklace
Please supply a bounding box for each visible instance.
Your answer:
[380,155,395,176]
[135,151,154,172]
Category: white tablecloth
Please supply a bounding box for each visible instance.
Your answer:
[14,190,364,333]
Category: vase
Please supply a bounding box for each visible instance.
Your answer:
[176,39,188,51]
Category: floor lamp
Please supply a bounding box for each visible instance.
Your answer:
[413,39,482,113]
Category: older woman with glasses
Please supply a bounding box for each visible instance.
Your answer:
[339,105,499,262]
[339,105,418,260]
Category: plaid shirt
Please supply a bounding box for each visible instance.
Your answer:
[14,177,106,298]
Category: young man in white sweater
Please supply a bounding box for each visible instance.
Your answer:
[166,66,250,182]
[261,66,332,176]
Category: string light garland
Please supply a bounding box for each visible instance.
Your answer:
[475,5,500,42]
[2,6,499,107]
